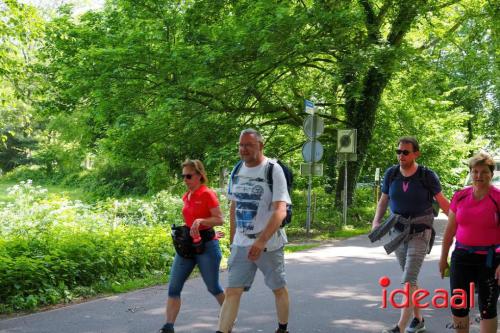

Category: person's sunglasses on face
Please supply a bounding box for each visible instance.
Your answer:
[181,174,194,180]
[396,149,411,156]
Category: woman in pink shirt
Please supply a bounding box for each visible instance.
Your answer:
[439,152,500,333]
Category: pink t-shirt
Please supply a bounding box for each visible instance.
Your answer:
[450,186,500,253]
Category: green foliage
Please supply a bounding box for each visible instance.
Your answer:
[31,131,83,177]
[5,0,498,315]
[284,244,319,254]
[0,0,45,173]
[0,178,369,313]
[287,186,374,239]
[0,181,184,312]
[28,0,496,203]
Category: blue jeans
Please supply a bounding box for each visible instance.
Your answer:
[168,239,224,297]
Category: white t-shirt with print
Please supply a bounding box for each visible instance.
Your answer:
[228,158,291,250]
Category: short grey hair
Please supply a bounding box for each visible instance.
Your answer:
[240,128,264,143]
[468,152,495,174]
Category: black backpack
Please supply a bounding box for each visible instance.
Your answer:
[231,159,293,227]
[386,165,440,217]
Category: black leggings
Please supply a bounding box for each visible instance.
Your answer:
[450,249,499,319]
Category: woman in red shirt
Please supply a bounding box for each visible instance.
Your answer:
[160,159,225,333]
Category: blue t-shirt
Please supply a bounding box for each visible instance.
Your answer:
[381,165,441,217]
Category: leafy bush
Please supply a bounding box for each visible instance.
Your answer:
[0,179,369,313]
[287,186,375,238]
[3,165,48,183]
[0,181,184,312]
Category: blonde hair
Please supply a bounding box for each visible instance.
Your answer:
[182,159,208,183]
[468,152,495,174]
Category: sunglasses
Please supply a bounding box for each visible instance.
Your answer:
[181,174,194,180]
[395,149,412,156]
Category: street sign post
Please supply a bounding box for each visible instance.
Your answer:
[300,163,323,176]
[303,115,324,139]
[337,129,358,228]
[337,153,357,162]
[302,140,324,163]
[302,102,325,236]
[304,99,315,114]
[374,167,381,204]
[337,129,357,154]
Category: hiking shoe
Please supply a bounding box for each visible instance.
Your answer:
[382,325,400,333]
[406,317,425,333]
[275,329,289,333]
[159,327,174,333]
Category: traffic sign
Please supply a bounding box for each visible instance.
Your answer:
[338,153,357,162]
[303,115,324,139]
[304,99,315,114]
[337,129,357,153]
[300,163,323,176]
[302,140,323,163]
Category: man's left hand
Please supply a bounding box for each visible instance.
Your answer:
[248,239,266,261]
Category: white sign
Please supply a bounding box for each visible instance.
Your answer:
[338,153,357,162]
[304,99,315,114]
[337,129,357,153]
[300,163,323,176]
[302,140,323,163]
[303,115,324,139]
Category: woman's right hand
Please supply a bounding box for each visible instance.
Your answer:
[438,257,449,279]
[190,219,202,238]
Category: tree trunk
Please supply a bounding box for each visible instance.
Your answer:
[334,66,391,207]
[334,1,427,208]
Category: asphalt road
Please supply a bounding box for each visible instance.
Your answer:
[0,214,488,333]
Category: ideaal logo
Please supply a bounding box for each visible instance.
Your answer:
[379,276,475,309]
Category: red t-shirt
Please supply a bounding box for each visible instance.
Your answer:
[182,185,219,230]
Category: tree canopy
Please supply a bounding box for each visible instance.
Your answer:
[1,0,497,200]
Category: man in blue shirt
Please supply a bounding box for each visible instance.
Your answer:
[371,137,449,333]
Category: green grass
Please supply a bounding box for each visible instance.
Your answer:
[0,179,90,202]
[0,180,17,202]
[331,225,371,238]
[285,225,371,252]
[284,243,320,253]
[287,224,371,242]
[43,184,89,202]
[107,272,169,293]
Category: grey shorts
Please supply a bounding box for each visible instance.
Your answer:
[227,245,286,291]
[393,228,432,285]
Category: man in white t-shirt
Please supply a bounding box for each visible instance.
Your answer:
[216,129,291,333]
